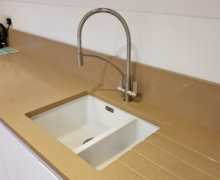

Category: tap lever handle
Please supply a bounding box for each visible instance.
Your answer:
[118,76,123,88]
[132,81,138,95]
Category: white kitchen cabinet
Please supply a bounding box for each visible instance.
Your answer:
[0,121,62,180]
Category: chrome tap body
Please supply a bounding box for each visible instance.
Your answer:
[76,8,137,102]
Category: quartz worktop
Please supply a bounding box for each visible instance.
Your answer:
[0,30,220,180]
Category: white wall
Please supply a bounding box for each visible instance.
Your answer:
[0,0,220,84]
[0,3,4,22]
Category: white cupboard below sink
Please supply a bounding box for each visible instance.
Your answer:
[0,120,61,180]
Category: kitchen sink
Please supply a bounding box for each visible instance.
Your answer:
[30,95,159,170]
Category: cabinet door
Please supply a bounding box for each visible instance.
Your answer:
[0,121,62,180]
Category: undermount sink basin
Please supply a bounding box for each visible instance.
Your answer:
[30,95,159,170]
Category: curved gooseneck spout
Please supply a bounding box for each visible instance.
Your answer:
[76,8,137,102]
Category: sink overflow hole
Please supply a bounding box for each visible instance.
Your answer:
[105,106,114,113]
[83,137,94,144]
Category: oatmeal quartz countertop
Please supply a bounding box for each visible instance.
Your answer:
[0,30,220,180]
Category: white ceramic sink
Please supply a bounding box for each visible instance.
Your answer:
[31,95,159,170]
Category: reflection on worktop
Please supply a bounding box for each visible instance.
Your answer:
[0,46,19,55]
